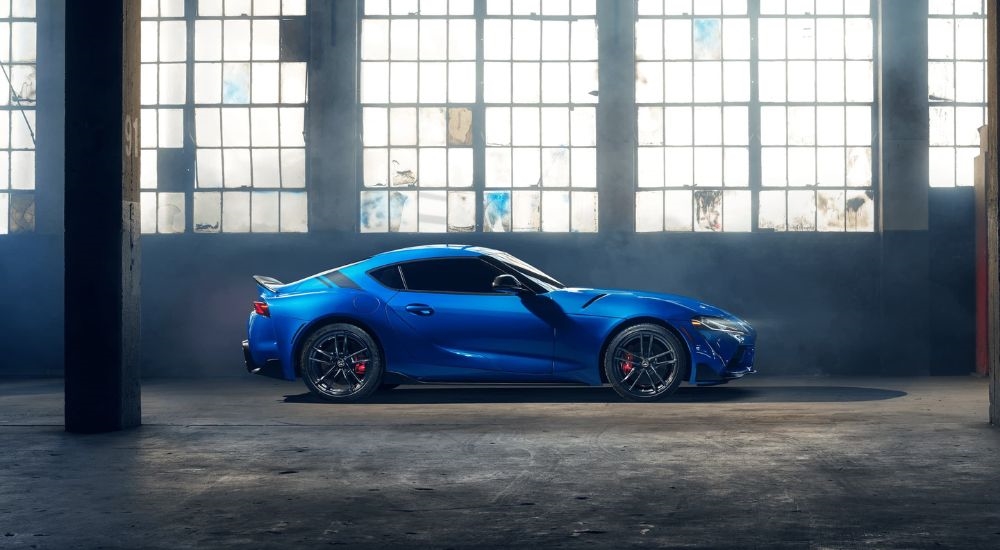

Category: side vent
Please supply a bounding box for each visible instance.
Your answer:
[581,293,608,309]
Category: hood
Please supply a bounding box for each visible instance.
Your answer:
[548,287,737,319]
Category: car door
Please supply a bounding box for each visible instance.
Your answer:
[385,257,554,377]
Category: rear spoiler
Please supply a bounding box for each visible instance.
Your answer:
[253,275,283,294]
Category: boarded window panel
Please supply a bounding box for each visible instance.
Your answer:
[193,191,222,232]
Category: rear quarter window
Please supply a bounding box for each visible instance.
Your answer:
[369,265,405,290]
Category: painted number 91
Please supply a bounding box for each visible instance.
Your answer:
[124,114,140,158]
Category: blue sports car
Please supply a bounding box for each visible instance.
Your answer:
[243,245,756,402]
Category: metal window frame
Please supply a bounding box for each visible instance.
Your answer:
[0,7,37,235]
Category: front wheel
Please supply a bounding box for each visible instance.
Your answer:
[300,323,383,402]
[604,323,686,402]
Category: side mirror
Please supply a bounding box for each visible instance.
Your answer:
[492,274,529,294]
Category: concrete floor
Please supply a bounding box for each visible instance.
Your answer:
[1,376,998,549]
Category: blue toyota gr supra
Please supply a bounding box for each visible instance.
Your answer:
[243,245,756,402]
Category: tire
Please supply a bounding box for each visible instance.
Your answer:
[603,323,686,402]
[299,323,384,403]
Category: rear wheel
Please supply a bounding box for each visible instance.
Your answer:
[300,323,383,402]
[604,323,685,402]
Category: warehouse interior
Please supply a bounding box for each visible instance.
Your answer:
[1,0,1000,547]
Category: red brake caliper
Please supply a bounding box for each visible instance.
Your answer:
[621,352,634,375]
[353,356,367,376]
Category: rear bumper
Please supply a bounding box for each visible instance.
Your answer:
[243,340,286,379]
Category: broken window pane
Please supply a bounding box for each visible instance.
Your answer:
[448,191,475,232]
[694,190,722,232]
[157,192,185,233]
[390,190,418,231]
[483,191,512,232]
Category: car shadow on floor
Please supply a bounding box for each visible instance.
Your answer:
[283,385,907,405]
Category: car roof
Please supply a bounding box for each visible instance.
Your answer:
[364,244,500,267]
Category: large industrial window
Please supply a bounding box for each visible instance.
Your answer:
[139,0,308,234]
[0,0,35,235]
[635,0,875,232]
[928,0,986,187]
[359,0,599,233]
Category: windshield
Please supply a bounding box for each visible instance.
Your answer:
[488,252,565,292]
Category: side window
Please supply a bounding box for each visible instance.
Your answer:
[400,258,504,294]
[369,265,405,290]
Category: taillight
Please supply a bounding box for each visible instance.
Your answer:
[253,301,270,317]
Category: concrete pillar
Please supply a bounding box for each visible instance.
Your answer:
[596,0,636,233]
[306,0,357,232]
[987,1,1000,426]
[64,1,142,432]
[877,0,931,374]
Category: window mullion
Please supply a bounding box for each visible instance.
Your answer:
[749,0,761,232]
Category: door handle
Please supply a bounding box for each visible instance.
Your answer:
[405,304,434,316]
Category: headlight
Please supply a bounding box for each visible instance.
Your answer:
[691,316,746,334]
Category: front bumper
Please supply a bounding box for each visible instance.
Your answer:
[243,340,285,379]
[684,321,757,385]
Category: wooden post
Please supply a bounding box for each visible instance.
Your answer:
[987,1,1000,426]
